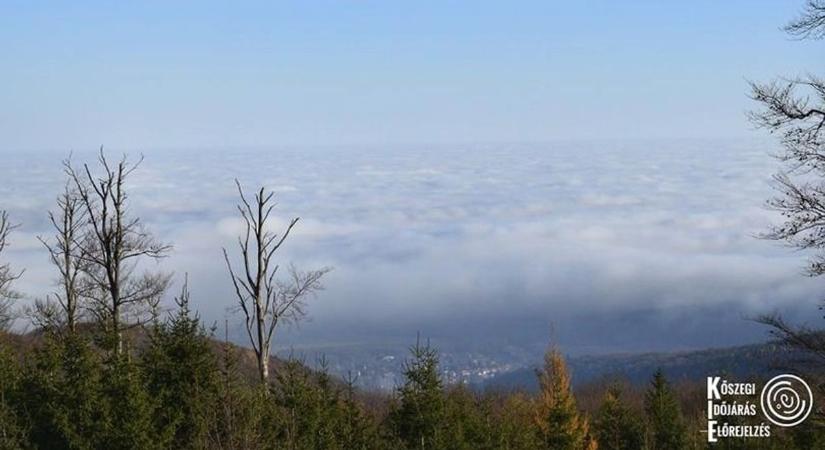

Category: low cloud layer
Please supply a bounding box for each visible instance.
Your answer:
[0,140,819,354]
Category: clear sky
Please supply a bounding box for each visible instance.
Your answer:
[0,1,821,150]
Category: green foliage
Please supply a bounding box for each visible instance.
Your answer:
[270,358,385,449]
[22,332,106,449]
[0,342,27,450]
[5,328,825,450]
[272,358,338,449]
[339,378,383,450]
[208,340,274,450]
[593,385,644,450]
[643,369,686,450]
[389,339,446,449]
[440,385,494,449]
[141,287,220,449]
[489,391,541,450]
[100,353,161,450]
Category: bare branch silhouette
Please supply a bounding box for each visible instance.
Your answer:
[64,149,172,353]
[0,211,22,330]
[223,179,330,384]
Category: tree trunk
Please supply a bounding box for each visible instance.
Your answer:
[257,303,269,383]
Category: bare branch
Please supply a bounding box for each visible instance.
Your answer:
[223,180,329,384]
[751,75,825,275]
[0,211,22,330]
[37,180,90,332]
[785,1,825,39]
[64,150,171,353]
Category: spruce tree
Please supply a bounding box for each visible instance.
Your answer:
[493,391,541,450]
[534,347,596,450]
[442,385,493,450]
[272,358,335,449]
[141,281,220,449]
[0,341,26,450]
[644,369,686,450]
[208,326,276,449]
[389,338,445,450]
[101,353,161,450]
[23,333,107,449]
[340,375,382,450]
[594,385,644,450]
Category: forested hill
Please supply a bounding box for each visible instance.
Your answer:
[482,340,797,391]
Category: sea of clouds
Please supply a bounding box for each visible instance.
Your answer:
[0,139,820,355]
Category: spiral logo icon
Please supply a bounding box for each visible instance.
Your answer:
[760,374,813,427]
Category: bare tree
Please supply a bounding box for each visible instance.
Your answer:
[785,0,825,40]
[223,180,329,384]
[0,211,22,331]
[751,2,825,367]
[66,150,172,353]
[36,182,88,333]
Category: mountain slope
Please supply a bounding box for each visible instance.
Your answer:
[481,340,796,391]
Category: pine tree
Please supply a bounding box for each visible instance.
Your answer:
[534,347,596,450]
[340,374,382,450]
[272,358,335,449]
[644,369,686,450]
[141,281,220,449]
[442,385,494,450]
[207,325,275,450]
[22,332,107,449]
[492,391,541,450]
[100,353,161,450]
[0,341,26,450]
[593,385,643,450]
[389,338,445,450]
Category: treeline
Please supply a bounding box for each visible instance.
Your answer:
[0,151,822,449]
[1,315,823,449]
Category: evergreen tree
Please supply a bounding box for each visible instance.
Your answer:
[272,358,338,449]
[100,353,161,450]
[21,335,64,449]
[0,341,26,450]
[534,347,596,450]
[339,374,383,450]
[644,369,686,450]
[389,338,445,450]
[491,391,540,450]
[207,327,276,450]
[593,385,643,450]
[22,332,107,450]
[141,281,220,449]
[441,385,494,450]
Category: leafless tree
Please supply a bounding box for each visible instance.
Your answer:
[0,211,22,331]
[35,182,89,333]
[65,150,172,353]
[785,1,825,39]
[223,180,329,384]
[751,3,825,368]
[751,4,825,276]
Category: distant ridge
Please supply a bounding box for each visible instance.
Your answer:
[481,340,796,391]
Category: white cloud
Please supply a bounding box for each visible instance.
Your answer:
[0,140,816,351]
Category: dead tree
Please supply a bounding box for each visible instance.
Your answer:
[36,182,88,333]
[0,211,21,331]
[66,150,172,353]
[223,180,329,384]
[751,2,825,367]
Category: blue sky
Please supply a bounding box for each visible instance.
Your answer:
[1,1,821,150]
